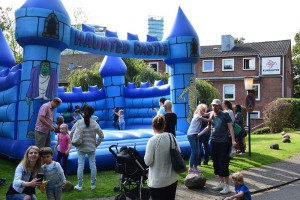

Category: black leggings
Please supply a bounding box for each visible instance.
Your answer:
[211,141,230,177]
[150,181,177,200]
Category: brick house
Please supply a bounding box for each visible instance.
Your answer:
[196,35,293,127]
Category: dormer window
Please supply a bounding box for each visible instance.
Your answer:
[42,13,59,39]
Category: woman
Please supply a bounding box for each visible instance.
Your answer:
[70,105,104,191]
[144,114,179,200]
[222,100,235,122]
[234,105,246,155]
[6,146,42,200]
[186,104,207,174]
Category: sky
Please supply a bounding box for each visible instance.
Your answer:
[2,0,300,46]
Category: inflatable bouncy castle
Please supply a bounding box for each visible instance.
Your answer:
[0,0,200,174]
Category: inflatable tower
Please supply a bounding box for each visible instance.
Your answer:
[14,0,71,144]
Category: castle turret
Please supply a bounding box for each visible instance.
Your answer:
[164,7,200,132]
[99,56,127,127]
[15,0,71,136]
[0,28,16,70]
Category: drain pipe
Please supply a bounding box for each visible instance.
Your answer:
[282,55,285,97]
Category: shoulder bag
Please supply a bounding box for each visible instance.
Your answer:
[168,133,187,173]
[71,122,83,147]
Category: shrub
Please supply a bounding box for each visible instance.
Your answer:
[263,101,293,133]
[277,98,300,128]
[252,126,271,134]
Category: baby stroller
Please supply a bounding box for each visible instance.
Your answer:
[109,144,150,200]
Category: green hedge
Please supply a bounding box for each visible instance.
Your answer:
[278,98,300,128]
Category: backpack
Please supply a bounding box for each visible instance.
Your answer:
[71,122,83,147]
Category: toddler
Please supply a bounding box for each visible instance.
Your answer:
[40,147,66,200]
[224,172,252,200]
[54,123,71,176]
[117,110,125,130]
[111,107,119,129]
[54,116,64,134]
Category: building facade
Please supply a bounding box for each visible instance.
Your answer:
[196,35,293,127]
[148,15,164,41]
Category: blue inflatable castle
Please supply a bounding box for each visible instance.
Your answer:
[0,0,200,174]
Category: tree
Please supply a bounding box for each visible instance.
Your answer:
[196,79,220,105]
[292,30,300,97]
[234,37,245,44]
[0,6,23,63]
[66,62,102,91]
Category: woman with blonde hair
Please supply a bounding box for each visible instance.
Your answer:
[186,104,207,174]
[144,114,179,200]
[6,146,42,200]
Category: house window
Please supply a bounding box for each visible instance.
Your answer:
[250,111,260,119]
[223,84,235,100]
[149,62,159,72]
[222,59,234,71]
[243,58,255,70]
[253,84,260,101]
[202,60,214,72]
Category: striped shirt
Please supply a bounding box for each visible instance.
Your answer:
[35,102,53,134]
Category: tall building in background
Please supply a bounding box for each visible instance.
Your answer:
[148,15,164,41]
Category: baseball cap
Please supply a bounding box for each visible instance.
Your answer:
[211,99,221,105]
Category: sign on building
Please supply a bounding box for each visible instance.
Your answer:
[261,57,281,75]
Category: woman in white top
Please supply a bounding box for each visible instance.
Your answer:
[222,100,235,122]
[144,114,179,200]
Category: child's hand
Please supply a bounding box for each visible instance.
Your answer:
[65,151,69,155]
[61,183,66,189]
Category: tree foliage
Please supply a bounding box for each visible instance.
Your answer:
[0,6,23,63]
[292,31,300,97]
[234,37,245,44]
[196,79,220,105]
[66,62,102,91]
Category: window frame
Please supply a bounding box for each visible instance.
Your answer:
[202,60,214,72]
[253,83,260,101]
[222,58,234,71]
[243,57,256,70]
[223,84,235,100]
[148,62,159,72]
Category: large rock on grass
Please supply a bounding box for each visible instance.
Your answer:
[184,173,206,189]
[270,143,279,150]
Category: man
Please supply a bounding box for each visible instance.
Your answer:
[198,99,236,194]
[35,97,62,148]
[163,100,177,137]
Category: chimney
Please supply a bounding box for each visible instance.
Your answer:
[221,35,234,52]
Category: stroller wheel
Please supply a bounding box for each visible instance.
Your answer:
[115,194,126,200]
[114,186,121,192]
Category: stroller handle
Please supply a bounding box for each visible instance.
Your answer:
[109,144,118,158]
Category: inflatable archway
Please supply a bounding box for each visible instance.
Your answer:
[0,0,200,174]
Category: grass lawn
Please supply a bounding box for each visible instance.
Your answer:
[0,132,300,199]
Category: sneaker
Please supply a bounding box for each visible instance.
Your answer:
[212,182,225,191]
[188,169,194,174]
[91,185,96,190]
[238,152,246,156]
[74,185,82,191]
[194,168,203,174]
[220,184,230,194]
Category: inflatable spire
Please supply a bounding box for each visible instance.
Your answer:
[0,29,16,69]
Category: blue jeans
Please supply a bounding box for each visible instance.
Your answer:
[199,131,211,165]
[119,122,125,130]
[187,134,200,168]
[6,194,37,200]
[236,131,245,153]
[77,151,97,187]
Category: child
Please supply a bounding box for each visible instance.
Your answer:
[224,172,252,200]
[54,116,64,134]
[54,123,71,176]
[186,104,207,174]
[115,109,125,130]
[73,105,83,123]
[40,147,66,200]
[111,107,119,129]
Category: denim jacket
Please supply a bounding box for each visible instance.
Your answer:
[12,164,37,193]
